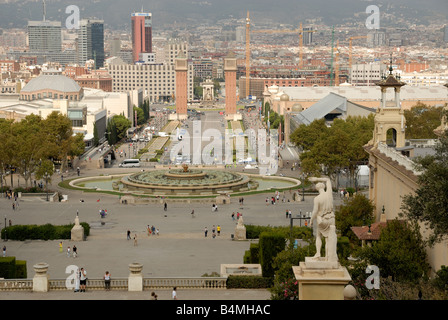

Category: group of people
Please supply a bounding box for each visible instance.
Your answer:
[231,212,243,221]
[146,225,159,236]
[204,225,221,238]
[62,243,78,258]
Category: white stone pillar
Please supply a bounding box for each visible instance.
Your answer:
[128,262,143,291]
[33,263,50,292]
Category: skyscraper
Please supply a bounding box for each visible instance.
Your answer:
[131,12,152,63]
[27,20,62,52]
[78,19,105,68]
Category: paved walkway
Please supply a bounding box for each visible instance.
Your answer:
[1,162,346,301]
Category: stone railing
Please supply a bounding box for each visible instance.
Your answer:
[0,277,227,292]
[377,142,421,175]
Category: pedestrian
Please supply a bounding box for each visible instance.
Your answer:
[72,245,77,258]
[77,167,80,176]
[172,287,178,300]
[191,209,195,218]
[67,246,71,257]
[127,230,131,240]
[133,234,138,246]
[80,268,87,292]
[217,225,221,236]
[286,210,289,218]
[147,225,151,236]
[204,227,208,237]
[59,241,63,253]
[151,225,155,235]
[2,246,5,257]
[231,212,235,221]
[104,271,111,291]
[155,228,159,236]
[12,202,15,211]
[151,291,158,300]
[164,202,167,211]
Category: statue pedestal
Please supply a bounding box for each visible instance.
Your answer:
[292,258,352,300]
[71,216,84,241]
[33,263,50,292]
[128,263,143,291]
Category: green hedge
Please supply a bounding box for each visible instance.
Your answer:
[15,260,27,278]
[259,231,286,278]
[226,275,273,289]
[246,225,312,241]
[0,257,17,279]
[244,243,260,264]
[1,222,90,241]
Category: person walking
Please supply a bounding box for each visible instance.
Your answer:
[80,267,87,292]
[72,245,77,258]
[2,246,6,257]
[191,209,195,218]
[67,246,71,258]
[133,234,138,246]
[104,271,111,291]
[59,241,63,253]
[164,202,167,211]
[127,230,131,240]
[172,287,178,300]
[217,225,221,236]
[151,291,158,300]
[204,227,208,237]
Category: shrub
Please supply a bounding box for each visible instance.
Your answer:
[226,275,273,289]
[259,232,286,278]
[0,257,16,279]
[1,223,90,240]
[269,278,298,300]
[15,260,27,279]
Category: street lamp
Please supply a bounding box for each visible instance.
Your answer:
[4,214,7,241]
[45,171,49,201]
[301,173,306,201]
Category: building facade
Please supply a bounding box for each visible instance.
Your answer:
[131,12,152,63]
[77,19,105,68]
[107,59,193,103]
[27,20,61,53]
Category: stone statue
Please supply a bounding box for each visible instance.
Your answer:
[309,177,338,262]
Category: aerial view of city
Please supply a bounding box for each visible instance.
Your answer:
[0,0,447,313]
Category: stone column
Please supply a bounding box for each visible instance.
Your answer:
[33,263,50,292]
[128,262,143,291]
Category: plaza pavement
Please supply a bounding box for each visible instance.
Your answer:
[0,164,344,301]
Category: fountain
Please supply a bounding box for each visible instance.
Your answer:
[120,165,255,195]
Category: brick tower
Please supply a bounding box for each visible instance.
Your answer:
[224,52,239,120]
[175,51,188,119]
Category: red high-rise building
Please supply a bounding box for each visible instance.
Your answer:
[131,12,152,63]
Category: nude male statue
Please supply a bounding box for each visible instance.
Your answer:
[309,177,338,262]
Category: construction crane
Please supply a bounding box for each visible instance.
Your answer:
[250,23,315,72]
[245,11,250,99]
[335,40,340,86]
[349,36,367,70]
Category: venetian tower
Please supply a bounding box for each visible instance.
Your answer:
[175,51,188,120]
[224,51,240,120]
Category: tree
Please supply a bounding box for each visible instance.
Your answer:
[290,115,374,187]
[112,115,132,141]
[42,112,76,171]
[93,122,99,147]
[357,219,430,282]
[335,193,375,241]
[404,103,444,139]
[12,115,47,187]
[400,129,448,246]
[133,106,145,126]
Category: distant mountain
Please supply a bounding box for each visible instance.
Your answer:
[0,0,446,30]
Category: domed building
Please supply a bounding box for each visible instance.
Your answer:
[20,69,83,101]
